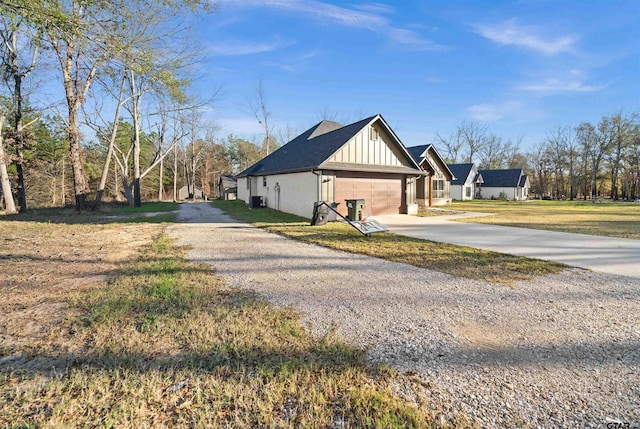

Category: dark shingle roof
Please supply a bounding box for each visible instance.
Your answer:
[219,175,237,189]
[406,145,428,164]
[518,174,528,187]
[448,163,475,185]
[406,144,455,180]
[478,169,524,187]
[238,116,376,177]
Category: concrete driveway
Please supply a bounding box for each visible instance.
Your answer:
[372,213,640,279]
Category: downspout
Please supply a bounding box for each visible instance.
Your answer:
[312,169,322,202]
[428,175,433,207]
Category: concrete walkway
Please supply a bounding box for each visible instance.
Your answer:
[371,213,640,279]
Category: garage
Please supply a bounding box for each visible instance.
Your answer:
[335,172,405,217]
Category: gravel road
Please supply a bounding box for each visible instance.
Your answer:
[168,202,640,428]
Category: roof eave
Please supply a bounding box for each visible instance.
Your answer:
[320,161,425,175]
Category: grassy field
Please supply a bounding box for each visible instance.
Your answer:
[0,208,464,428]
[212,200,564,284]
[450,200,640,240]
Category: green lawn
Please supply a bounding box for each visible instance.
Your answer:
[212,200,564,284]
[450,200,640,240]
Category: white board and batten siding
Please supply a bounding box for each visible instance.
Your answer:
[326,124,405,167]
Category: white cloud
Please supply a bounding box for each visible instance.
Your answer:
[225,0,446,51]
[388,28,447,51]
[518,79,601,94]
[517,69,603,95]
[264,49,320,73]
[466,100,527,122]
[208,39,292,56]
[475,19,577,55]
[351,2,396,15]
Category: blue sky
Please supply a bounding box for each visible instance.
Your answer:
[192,0,639,151]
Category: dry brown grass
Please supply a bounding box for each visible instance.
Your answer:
[1,209,468,428]
[450,200,640,239]
[213,200,564,284]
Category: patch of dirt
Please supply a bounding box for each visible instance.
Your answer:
[0,221,162,369]
[417,207,465,216]
[457,321,512,351]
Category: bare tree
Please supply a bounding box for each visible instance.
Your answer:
[544,127,569,199]
[89,74,127,208]
[275,123,300,146]
[0,16,40,212]
[0,108,17,213]
[478,135,520,169]
[457,120,488,163]
[434,131,463,163]
[248,77,275,156]
[622,130,640,200]
[606,112,638,200]
[575,120,612,200]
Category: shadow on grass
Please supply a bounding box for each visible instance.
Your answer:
[0,203,179,225]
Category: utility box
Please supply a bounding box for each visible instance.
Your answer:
[311,202,330,226]
[249,195,265,208]
[345,198,365,221]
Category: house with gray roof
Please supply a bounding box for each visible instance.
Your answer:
[406,144,455,206]
[218,175,237,200]
[237,114,424,219]
[448,163,483,200]
[477,168,530,200]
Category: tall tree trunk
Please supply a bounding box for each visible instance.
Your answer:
[67,102,89,210]
[54,35,97,211]
[13,72,27,212]
[0,111,17,214]
[173,143,177,202]
[95,76,126,209]
[130,71,142,207]
[158,157,163,201]
[113,161,118,200]
[61,157,66,206]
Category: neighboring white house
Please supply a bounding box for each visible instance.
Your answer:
[236,114,424,219]
[406,145,455,206]
[477,168,530,200]
[218,175,237,200]
[448,163,483,201]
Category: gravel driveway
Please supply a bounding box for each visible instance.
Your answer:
[168,202,640,428]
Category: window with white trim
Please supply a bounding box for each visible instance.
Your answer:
[433,179,445,199]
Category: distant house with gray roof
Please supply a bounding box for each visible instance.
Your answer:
[237,114,424,219]
[218,175,237,200]
[477,168,529,200]
[448,163,483,200]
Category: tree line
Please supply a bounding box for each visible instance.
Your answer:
[436,112,639,200]
[0,1,287,213]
